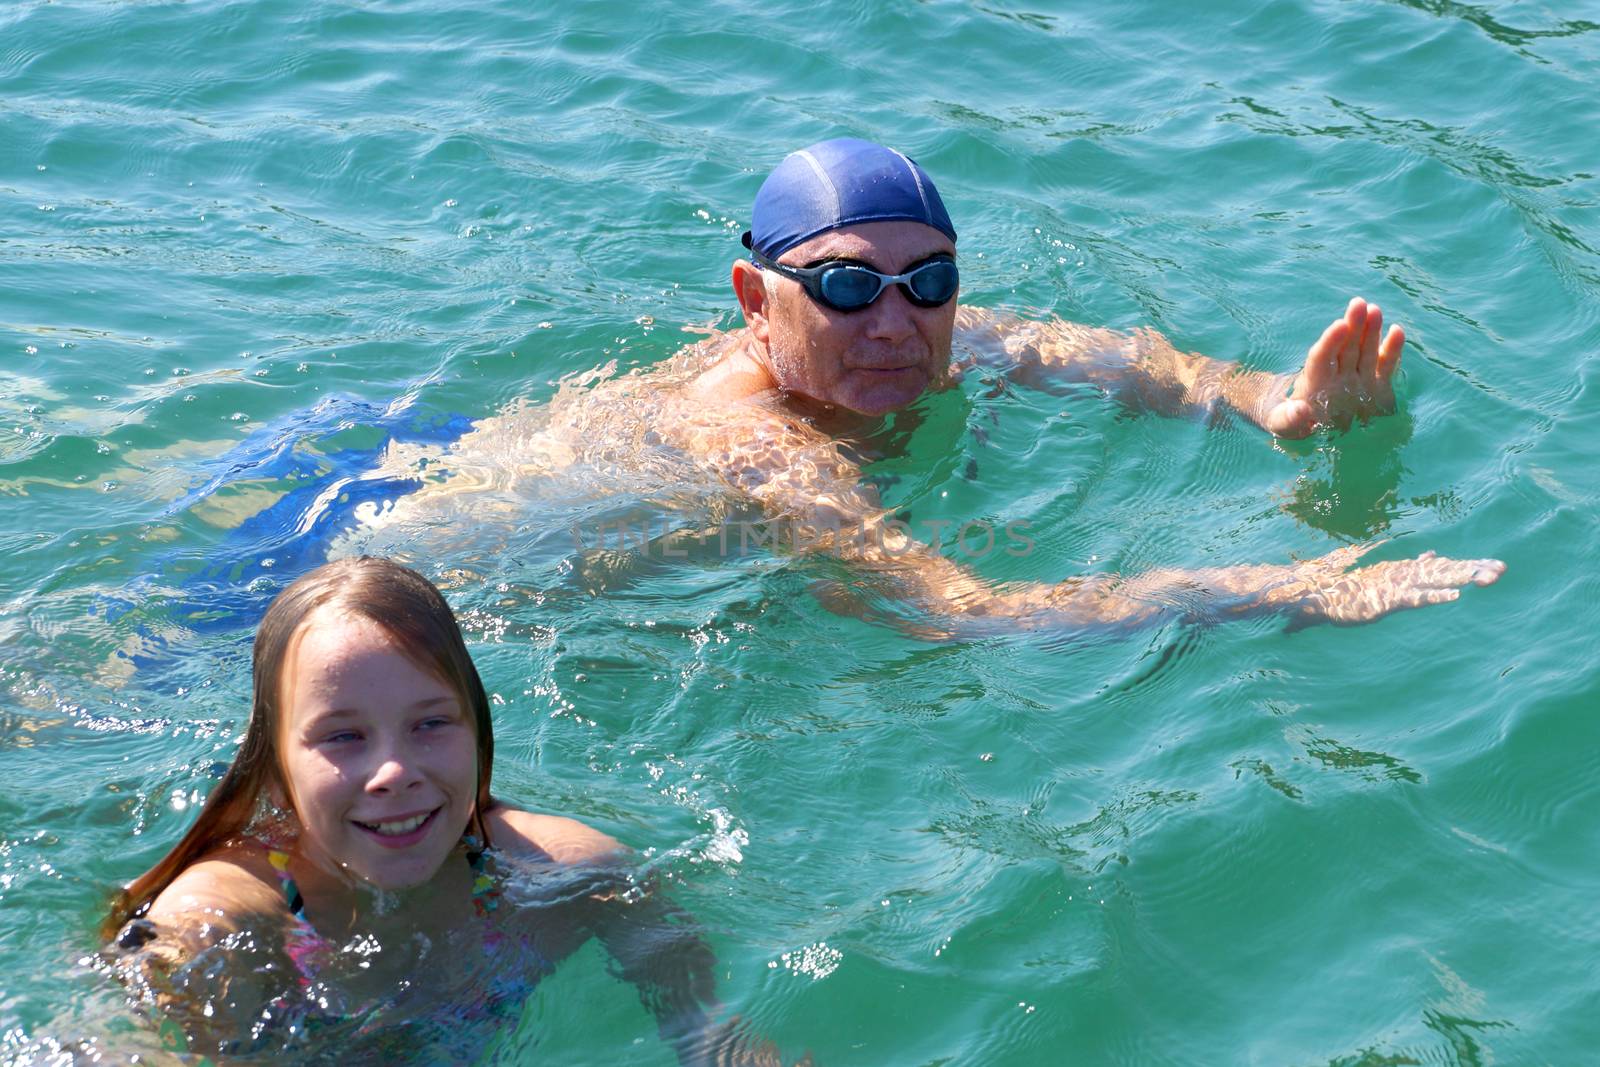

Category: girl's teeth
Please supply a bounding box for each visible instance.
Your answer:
[364,812,430,836]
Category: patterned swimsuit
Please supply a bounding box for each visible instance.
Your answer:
[117,836,546,1063]
[265,835,505,984]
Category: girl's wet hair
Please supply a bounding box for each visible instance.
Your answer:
[104,557,495,939]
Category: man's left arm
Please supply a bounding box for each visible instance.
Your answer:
[953,297,1402,440]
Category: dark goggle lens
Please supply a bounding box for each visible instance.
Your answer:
[818,267,885,309]
[905,259,959,306]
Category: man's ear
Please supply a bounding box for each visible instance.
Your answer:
[731,260,771,346]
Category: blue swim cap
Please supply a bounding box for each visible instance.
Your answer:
[741,138,957,259]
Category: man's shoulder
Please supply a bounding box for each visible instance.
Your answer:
[683,330,778,406]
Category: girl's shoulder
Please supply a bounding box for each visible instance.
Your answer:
[144,843,288,930]
[483,806,624,867]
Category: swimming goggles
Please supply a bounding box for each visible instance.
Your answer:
[750,248,959,312]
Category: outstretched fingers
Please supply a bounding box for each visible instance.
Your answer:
[1407,554,1506,589]
[1471,559,1506,586]
[1376,323,1404,384]
[1357,303,1383,392]
[1301,317,1349,398]
[1382,555,1502,615]
[1304,551,1505,624]
[1339,297,1367,376]
[1396,586,1461,610]
[1274,297,1407,438]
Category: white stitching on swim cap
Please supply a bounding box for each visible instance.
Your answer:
[794,149,841,230]
[889,148,932,224]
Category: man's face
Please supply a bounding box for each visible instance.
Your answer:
[758,220,957,416]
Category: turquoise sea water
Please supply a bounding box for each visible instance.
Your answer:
[3,1,1598,1063]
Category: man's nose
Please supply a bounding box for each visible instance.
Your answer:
[862,284,918,340]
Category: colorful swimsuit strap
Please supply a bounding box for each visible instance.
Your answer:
[264,847,330,988]
[463,834,504,918]
[265,848,309,921]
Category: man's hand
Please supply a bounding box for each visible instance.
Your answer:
[1264,298,1404,439]
[1025,541,1503,630]
[1273,542,1504,625]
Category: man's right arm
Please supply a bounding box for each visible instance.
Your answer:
[685,406,1501,633]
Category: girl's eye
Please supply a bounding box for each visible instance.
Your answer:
[417,717,454,731]
[322,730,361,744]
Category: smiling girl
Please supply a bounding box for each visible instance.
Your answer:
[102,557,791,1064]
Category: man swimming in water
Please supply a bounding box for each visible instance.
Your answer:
[697,138,1394,437]
[376,137,1502,630]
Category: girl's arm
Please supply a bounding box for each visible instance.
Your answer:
[491,807,808,1066]
[107,853,291,1062]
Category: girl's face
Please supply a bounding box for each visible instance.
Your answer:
[275,608,478,890]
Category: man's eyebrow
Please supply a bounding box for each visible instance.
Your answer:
[801,249,956,269]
